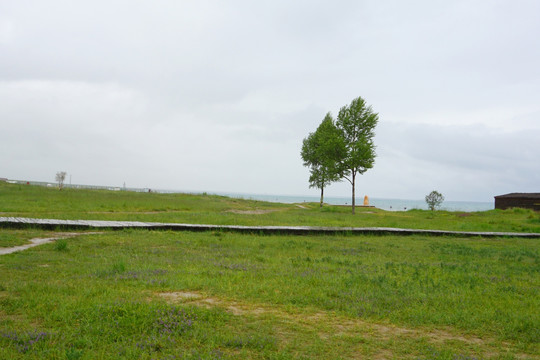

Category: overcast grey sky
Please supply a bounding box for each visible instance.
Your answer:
[1,0,539,202]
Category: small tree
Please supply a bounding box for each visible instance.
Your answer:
[425,190,444,211]
[335,97,378,214]
[55,171,67,191]
[301,113,346,207]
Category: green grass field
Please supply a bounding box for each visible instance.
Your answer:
[0,183,539,359]
[0,229,61,248]
[1,230,538,359]
[1,182,539,233]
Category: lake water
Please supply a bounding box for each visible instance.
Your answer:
[216,192,494,212]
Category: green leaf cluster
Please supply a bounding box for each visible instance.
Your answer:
[301,113,346,194]
[336,97,378,181]
[425,190,445,211]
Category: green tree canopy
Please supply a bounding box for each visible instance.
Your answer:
[425,190,445,211]
[335,97,378,214]
[301,113,345,207]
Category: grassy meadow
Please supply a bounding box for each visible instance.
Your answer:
[1,182,539,233]
[0,183,539,359]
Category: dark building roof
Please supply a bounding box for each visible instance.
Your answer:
[494,193,540,199]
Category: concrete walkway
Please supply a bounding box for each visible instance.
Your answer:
[1,217,539,238]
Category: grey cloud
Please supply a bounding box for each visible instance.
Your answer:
[1,0,539,200]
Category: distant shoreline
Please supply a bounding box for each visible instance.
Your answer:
[219,193,493,212]
[3,179,493,212]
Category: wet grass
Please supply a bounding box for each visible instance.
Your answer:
[1,182,539,233]
[0,230,538,359]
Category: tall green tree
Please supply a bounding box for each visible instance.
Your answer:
[336,97,378,214]
[301,113,345,207]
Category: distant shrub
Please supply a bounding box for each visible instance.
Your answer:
[425,190,444,211]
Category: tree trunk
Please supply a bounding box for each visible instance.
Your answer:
[351,172,356,214]
[320,187,324,208]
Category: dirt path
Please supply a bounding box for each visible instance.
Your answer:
[0,232,100,255]
[226,209,278,215]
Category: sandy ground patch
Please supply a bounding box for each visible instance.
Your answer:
[226,209,278,215]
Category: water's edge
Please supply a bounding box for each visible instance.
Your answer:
[218,193,493,212]
[6,180,493,212]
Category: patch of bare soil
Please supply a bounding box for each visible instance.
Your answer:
[226,209,278,215]
[158,292,269,316]
[159,291,202,301]
[372,349,394,360]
